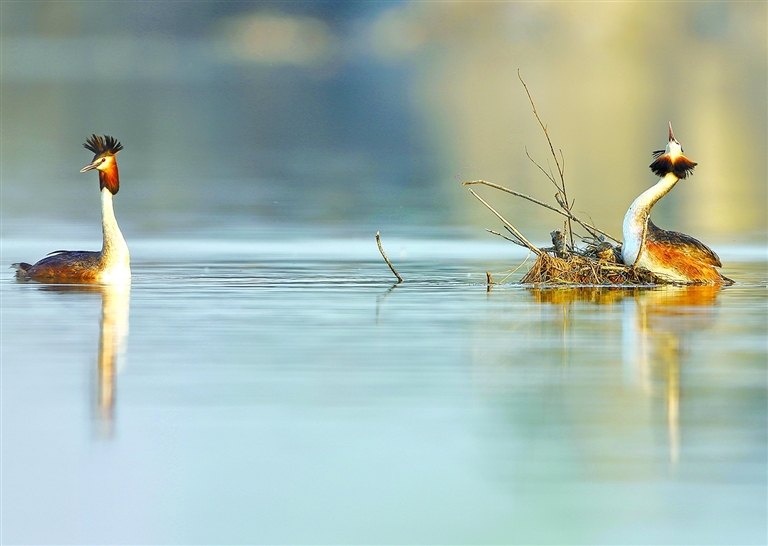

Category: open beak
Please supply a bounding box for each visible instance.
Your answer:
[80,161,98,173]
[668,121,675,142]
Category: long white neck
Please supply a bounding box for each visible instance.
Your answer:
[621,173,679,266]
[99,188,131,282]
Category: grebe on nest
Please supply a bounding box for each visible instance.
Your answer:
[622,123,731,285]
[13,135,130,284]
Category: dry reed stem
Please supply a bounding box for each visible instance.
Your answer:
[375,231,403,283]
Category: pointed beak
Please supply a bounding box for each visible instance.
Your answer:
[80,161,98,173]
[668,122,675,142]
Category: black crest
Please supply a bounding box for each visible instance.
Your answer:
[83,134,123,156]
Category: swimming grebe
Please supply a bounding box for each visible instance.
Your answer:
[621,123,731,285]
[12,135,130,284]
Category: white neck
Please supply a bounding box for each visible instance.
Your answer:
[621,173,679,266]
[99,188,131,282]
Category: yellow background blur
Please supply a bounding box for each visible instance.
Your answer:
[2,1,765,242]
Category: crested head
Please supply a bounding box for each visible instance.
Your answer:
[81,134,123,194]
[83,134,123,157]
[649,122,697,179]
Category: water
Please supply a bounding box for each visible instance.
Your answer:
[2,232,766,544]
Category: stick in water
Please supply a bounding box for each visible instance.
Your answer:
[376,231,403,283]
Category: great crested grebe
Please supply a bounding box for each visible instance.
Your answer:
[622,123,731,285]
[12,135,130,284]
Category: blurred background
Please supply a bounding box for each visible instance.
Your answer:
[2,1,766,244]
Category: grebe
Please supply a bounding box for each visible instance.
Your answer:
[621,123,731,285]
[12,135,131,284]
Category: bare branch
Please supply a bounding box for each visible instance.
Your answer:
[462,179,621,243]
[464,180,562,214]
[525,147,557,186]
[518,69,573,246]
[518,70,564,183]
[467,189,542,255]
[486,228,524,246]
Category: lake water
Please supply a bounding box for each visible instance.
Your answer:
[2,228,766,544]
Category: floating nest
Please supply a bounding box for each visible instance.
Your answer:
[465,178,667,286]
[519,241,661,285]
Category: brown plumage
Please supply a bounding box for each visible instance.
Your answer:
[638,221,731,285]
[14,251,104,283]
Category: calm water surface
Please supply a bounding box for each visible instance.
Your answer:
[2,232,766,544]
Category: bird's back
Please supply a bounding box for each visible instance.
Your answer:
[13,250,102,282]
[646,220,722,267]
[639,220,731,284]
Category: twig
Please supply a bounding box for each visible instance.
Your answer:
[485,228,521,245]
[466,179,561,215]
[467,189,542,255]
[483,253,535,285]
[463,179,621,243]
[375,231,403,283]
[518,69,574,248]
[525,147,556,186]
[501,255,534,282]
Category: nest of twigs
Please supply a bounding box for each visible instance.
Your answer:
[519,243,660,285]
[465,71,667,286]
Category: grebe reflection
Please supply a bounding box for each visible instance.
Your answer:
[35,283,130,435]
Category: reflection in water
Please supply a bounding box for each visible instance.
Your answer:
[36,284,131,436]
[528,286,634,306]
[96,285,131,431]
[478,285,721,470]
[528,287,636,372]
[375,282,402,324]
[4,251,762,543]
[622,285,720,463]
[529,285,721,463]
